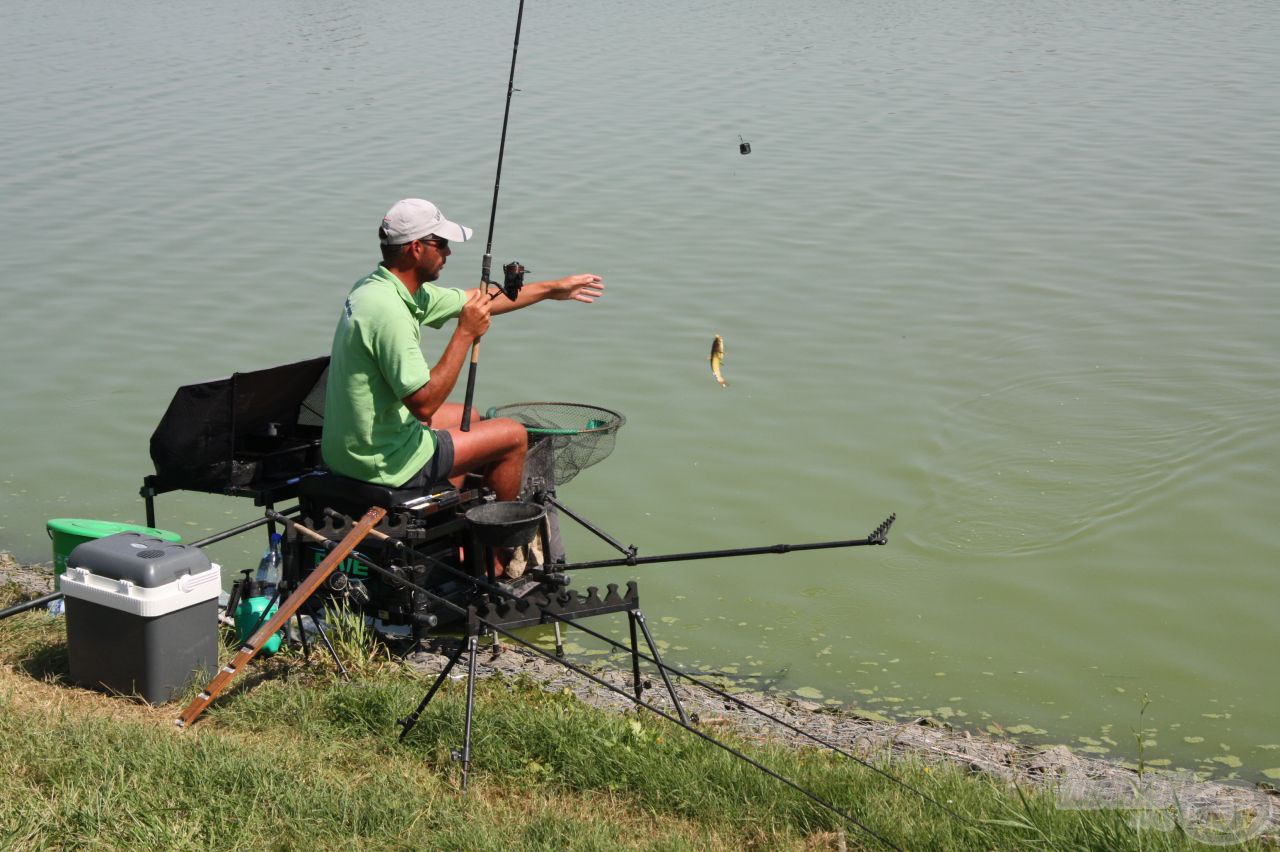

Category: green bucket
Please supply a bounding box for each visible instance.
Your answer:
[46,518,182,587]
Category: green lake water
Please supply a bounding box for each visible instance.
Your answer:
[1,0,1277,781]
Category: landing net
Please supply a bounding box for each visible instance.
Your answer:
[484,402,625,486]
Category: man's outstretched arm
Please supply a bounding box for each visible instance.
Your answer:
[483,273,604,315]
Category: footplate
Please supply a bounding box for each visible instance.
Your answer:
[467,581,639,634]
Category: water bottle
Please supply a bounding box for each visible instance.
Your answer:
[254,532,283,596]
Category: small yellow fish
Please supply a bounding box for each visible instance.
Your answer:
[709,335,727,387]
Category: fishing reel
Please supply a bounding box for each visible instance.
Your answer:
[499,261,526,301]
[482,260,526,302]
[322,569,371,608]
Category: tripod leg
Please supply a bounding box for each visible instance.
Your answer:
[307,603,349,681]
[246,588,282,638]
[633,608,688,725]
[295,607,312,658]
[628,610,643,701]
[239,587,287,658]
[398,640,467,741]
[460,633,480,793]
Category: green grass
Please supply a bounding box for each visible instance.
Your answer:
[0,590,1273,850]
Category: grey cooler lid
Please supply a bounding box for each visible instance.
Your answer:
[66,532,212,588]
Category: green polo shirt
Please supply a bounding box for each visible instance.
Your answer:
[321,266,467,485]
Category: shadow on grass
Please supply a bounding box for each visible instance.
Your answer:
[0,605,72,684]
[18,640,70,683]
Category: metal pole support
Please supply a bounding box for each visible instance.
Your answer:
[399,640,467,741]
[631,608,688,725]
[459,634,480,792]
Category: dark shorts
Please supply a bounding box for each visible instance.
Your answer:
[400,429,455,489]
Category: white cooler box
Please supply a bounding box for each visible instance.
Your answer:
[62,532,220,704]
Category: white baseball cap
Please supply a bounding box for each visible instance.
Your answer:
[379,198,473,245]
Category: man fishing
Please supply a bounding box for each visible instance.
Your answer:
[321,197,603,508]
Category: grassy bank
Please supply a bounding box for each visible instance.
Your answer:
[0,585,1270,849]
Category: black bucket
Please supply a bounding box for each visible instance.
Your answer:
[465,501,546,548]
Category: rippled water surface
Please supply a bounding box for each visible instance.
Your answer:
[2,1,1277,780]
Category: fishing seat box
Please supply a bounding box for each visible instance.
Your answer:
[61,532,220,704]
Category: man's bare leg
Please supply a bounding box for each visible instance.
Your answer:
[439,413,527,578]
[444,416,527,502]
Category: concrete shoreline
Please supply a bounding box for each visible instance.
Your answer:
[4,550,1276,845]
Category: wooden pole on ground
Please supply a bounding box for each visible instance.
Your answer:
[175,506,386,729]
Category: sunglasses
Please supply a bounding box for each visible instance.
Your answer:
[418,237,449,251]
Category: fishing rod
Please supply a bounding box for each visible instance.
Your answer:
[555,513,897,572]
[461,0,529,432]
[289,507,966,830]
[273,512,905,850]
[0,591,62,621]
[189,504,302,549]
[352,511,965,824]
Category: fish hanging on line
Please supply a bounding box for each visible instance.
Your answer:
[709,335,727,387]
